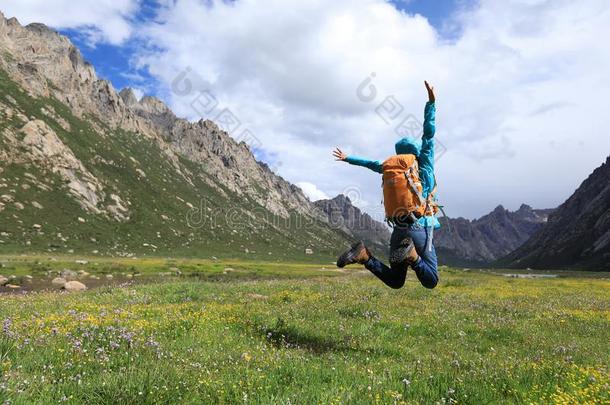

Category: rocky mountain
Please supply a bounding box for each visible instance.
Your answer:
[434,205,553,266]
[501,156,610,271]
[0,12,350,259]
[314,195,390,253]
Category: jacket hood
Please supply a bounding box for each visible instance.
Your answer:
[395,137,421,156]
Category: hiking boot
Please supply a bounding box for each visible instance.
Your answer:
[389,238,417,267]
[336,241,371,268]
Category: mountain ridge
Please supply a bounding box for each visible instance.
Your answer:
[435,204,553,266]
[0,11,349,259]
[0,12,315,218]
[501,156,610,270]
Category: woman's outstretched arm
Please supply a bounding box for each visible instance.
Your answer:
[333,148,383,174]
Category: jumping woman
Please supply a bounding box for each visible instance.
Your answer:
[333,81,440,289]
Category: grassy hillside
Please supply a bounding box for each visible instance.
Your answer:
[0,69,350,261]
[0,257,608,403]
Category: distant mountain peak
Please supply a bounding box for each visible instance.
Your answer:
[435,203,554,266]
[139,96,173,115]
[492,204,507,213]
[503,155,610,270]
[25,22,58,37]
[6,16,19,27]
[119,88,139,107]
[315,195,389,253]
[331,194,352,204]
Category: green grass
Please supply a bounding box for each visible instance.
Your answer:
[0,255,338,281]
[1,257,608,404]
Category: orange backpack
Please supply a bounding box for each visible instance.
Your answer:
[382,154,438,220]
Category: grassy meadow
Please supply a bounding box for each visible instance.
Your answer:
[0,256,609,404]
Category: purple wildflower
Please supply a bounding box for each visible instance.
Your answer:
[118,330,135,347]
[2,318,15,338]
[72,340,82,350]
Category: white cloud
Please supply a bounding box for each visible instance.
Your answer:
[296,182,329,202]
[0,0,140,45]
[137,0,610,219]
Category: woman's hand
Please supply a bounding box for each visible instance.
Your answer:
[425,80,435,103]
[333,147,347,161]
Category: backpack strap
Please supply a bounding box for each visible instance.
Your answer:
[404,167,425,207]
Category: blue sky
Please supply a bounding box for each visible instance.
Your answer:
[390,0,470,36]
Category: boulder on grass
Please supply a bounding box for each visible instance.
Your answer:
[63,281,87,292]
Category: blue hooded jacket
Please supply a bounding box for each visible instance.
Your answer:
[345,101,440,228]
